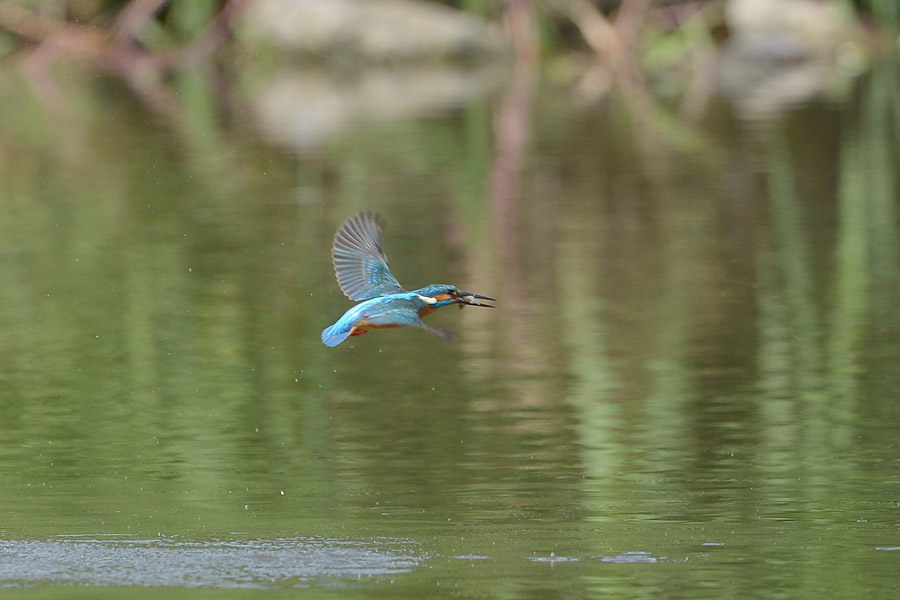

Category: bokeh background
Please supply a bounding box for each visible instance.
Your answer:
[0,0,899,596]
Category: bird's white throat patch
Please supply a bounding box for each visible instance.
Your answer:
[416,294,438,305]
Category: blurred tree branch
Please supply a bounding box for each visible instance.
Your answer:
[0,1,106,58]
[0,0,252,74]
[113,0,171,44]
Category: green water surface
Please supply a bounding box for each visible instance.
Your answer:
[0,61,898,598]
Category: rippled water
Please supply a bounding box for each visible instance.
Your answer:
[0,537,422,589]
[0,58,899,598]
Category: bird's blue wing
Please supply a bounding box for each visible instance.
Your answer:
[332,212,406,301]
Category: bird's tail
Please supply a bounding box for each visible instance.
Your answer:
[321,323,352,347]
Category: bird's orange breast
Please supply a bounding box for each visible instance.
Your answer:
[355,320,402,331]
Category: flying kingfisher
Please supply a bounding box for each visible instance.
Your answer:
[321,212,495,347]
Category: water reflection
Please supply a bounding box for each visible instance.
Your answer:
[254,65,507,153]
[0,55,898,596]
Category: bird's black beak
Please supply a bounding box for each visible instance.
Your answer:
[456,291,495,308]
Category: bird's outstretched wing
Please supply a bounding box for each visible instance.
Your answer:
[332,212,406,301]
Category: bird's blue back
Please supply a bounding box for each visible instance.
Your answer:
[321,292,430,347]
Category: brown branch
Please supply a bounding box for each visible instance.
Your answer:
[113,0,170,44]
[0,0,246,129]
[566,0,623,61]
[0,1,106,56]
[1,0,249,76]
[613,0,651,41]
[174,0,254,66]
[0,1,47,40]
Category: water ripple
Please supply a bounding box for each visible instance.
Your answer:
[596,551,664,564]
[0,536,425,589]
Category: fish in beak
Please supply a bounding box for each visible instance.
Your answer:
[455,291,495,309]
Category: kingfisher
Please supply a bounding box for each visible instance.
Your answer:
[321,212,495,347]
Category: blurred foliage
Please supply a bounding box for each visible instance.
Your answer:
[855,0,900,22]
[0,0,895,63]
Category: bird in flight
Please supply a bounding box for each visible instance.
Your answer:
[322,212,495,347]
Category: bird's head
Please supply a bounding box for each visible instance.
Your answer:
[414,284,495,309]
